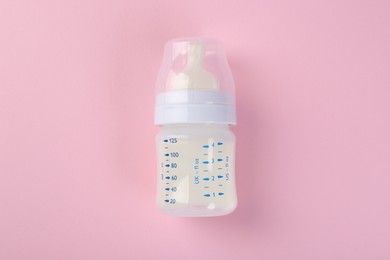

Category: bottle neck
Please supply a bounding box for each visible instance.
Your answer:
[161,123,230,130]
[154,90,236,125]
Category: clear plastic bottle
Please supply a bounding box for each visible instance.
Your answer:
[154,38,237,217]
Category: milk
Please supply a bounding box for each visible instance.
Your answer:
[156,124,237,217]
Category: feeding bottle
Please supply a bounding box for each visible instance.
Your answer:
[154,38,237,217]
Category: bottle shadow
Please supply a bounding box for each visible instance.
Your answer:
[182,54,277,234]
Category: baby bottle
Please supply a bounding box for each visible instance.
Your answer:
[154,38,237,217]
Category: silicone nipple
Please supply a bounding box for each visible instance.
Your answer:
[170,43,219,90]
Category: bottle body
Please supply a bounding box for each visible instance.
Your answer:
[156,124,237,217]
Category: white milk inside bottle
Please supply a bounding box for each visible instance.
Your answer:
[154,38,237,217]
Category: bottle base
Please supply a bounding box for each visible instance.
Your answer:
[158,203,237,217]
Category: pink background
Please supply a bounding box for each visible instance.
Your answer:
[1,0,389,259]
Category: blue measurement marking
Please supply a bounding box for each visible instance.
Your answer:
[219,184,223,186]
[163,139,168,142]
[203,153,208,156]
[217,175,223,179]
[203,170,208,172]
[165,176,170,179]
[165,188,170,191]
[204,186,209,188]
[218,167,222,170]
[217,158,223,162]
[164,153,169,156]
[164,199,169,202]
[217,142,223,145]
[218,192,224,196]
[202,145,209,148]
[165,164,170,167]
[204,194,211,197]
[203,177,210,181]
[202,161,209,164]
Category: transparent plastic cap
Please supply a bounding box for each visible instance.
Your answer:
[154,38,236,125]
